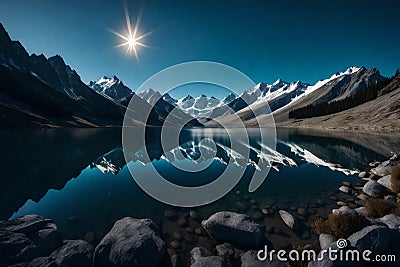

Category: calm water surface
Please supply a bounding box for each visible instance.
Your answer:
[1,127,399,242]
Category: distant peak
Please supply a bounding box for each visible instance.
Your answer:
[112,75,119,80]
[345,66,362,74]
[201,94,207,97]
[272,78,286,85]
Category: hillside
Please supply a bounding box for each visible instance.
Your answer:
[271,73,400,132]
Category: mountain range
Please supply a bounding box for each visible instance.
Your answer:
[1,22,399,132]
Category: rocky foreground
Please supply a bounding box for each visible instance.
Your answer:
[1,156,400,266]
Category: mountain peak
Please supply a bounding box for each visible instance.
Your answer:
[273,78,285,85]
[0,23,12,43]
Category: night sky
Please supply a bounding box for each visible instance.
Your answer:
[1,0,399,98]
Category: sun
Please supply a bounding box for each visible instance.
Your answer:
[109,4,152,60]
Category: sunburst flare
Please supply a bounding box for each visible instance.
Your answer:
[109,3,151,60]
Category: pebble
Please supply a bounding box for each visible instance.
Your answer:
[342,181,351,187]
[189,210,201,221]
[170,240,181,249]
[297,207,308,217]
[177,217,187,227]
[261,208,269,215]
[194,228,203,235]
[358,171,367,178]
[337,201,347,206]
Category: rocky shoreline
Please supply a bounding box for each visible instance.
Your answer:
[1,155,399,267]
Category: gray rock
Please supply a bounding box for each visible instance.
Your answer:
[332,206,357,215]
[93,217,165,267]
[216,243,234,256]
[216,243,235,262]
[348,225,391,253]
[32,226,63,256]
[362,180,386,197]
[241,250,290,267]
[0,230,38,265]
[370,160,392,177]
[354,207,367,216]
[377,175,393,190]
[278,210,296,230]
[190,247,231,267]
[338,186,351,194]
[190,247,213,260]
[201,211,265,248]
[356,193,368,200]
[358,171,367,178]
[51,240,93,267]
[376,214,400,230]
[30,256,58,267]
[319,234,335,249]
[0,215,63,257]
[0,215,52,235]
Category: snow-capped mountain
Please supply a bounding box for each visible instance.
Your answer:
[88,76,132,101]
[176,94,223,118]
[206,66,386,126]
[272,66,385,123]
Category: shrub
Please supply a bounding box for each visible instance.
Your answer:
[391,165,400,193]
[364,198,399,218]
[314,212,369,239]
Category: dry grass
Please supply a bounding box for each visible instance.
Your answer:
[364,198,400,218]
[314,212,369,239]
[391,165,400,193]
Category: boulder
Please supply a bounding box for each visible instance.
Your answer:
[370,160,392,177]
[278,210,296,230]
[0,215,63,256]
[319,234,335,250]
[201,211,265,248]
[347,225,391,253]
[93,217,165,267]
[0,215,53,235]
[51,240,94,266]
[376,214,400,230]
[241,250,290,267]
[362,180,386,197]
[377,175,393,191]
[30,239,94,267]
[0,230,38,265]
[190,247,231,267]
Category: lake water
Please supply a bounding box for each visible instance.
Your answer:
[1,127,399,251]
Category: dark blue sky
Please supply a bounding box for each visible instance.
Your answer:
[1,0,399,97]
